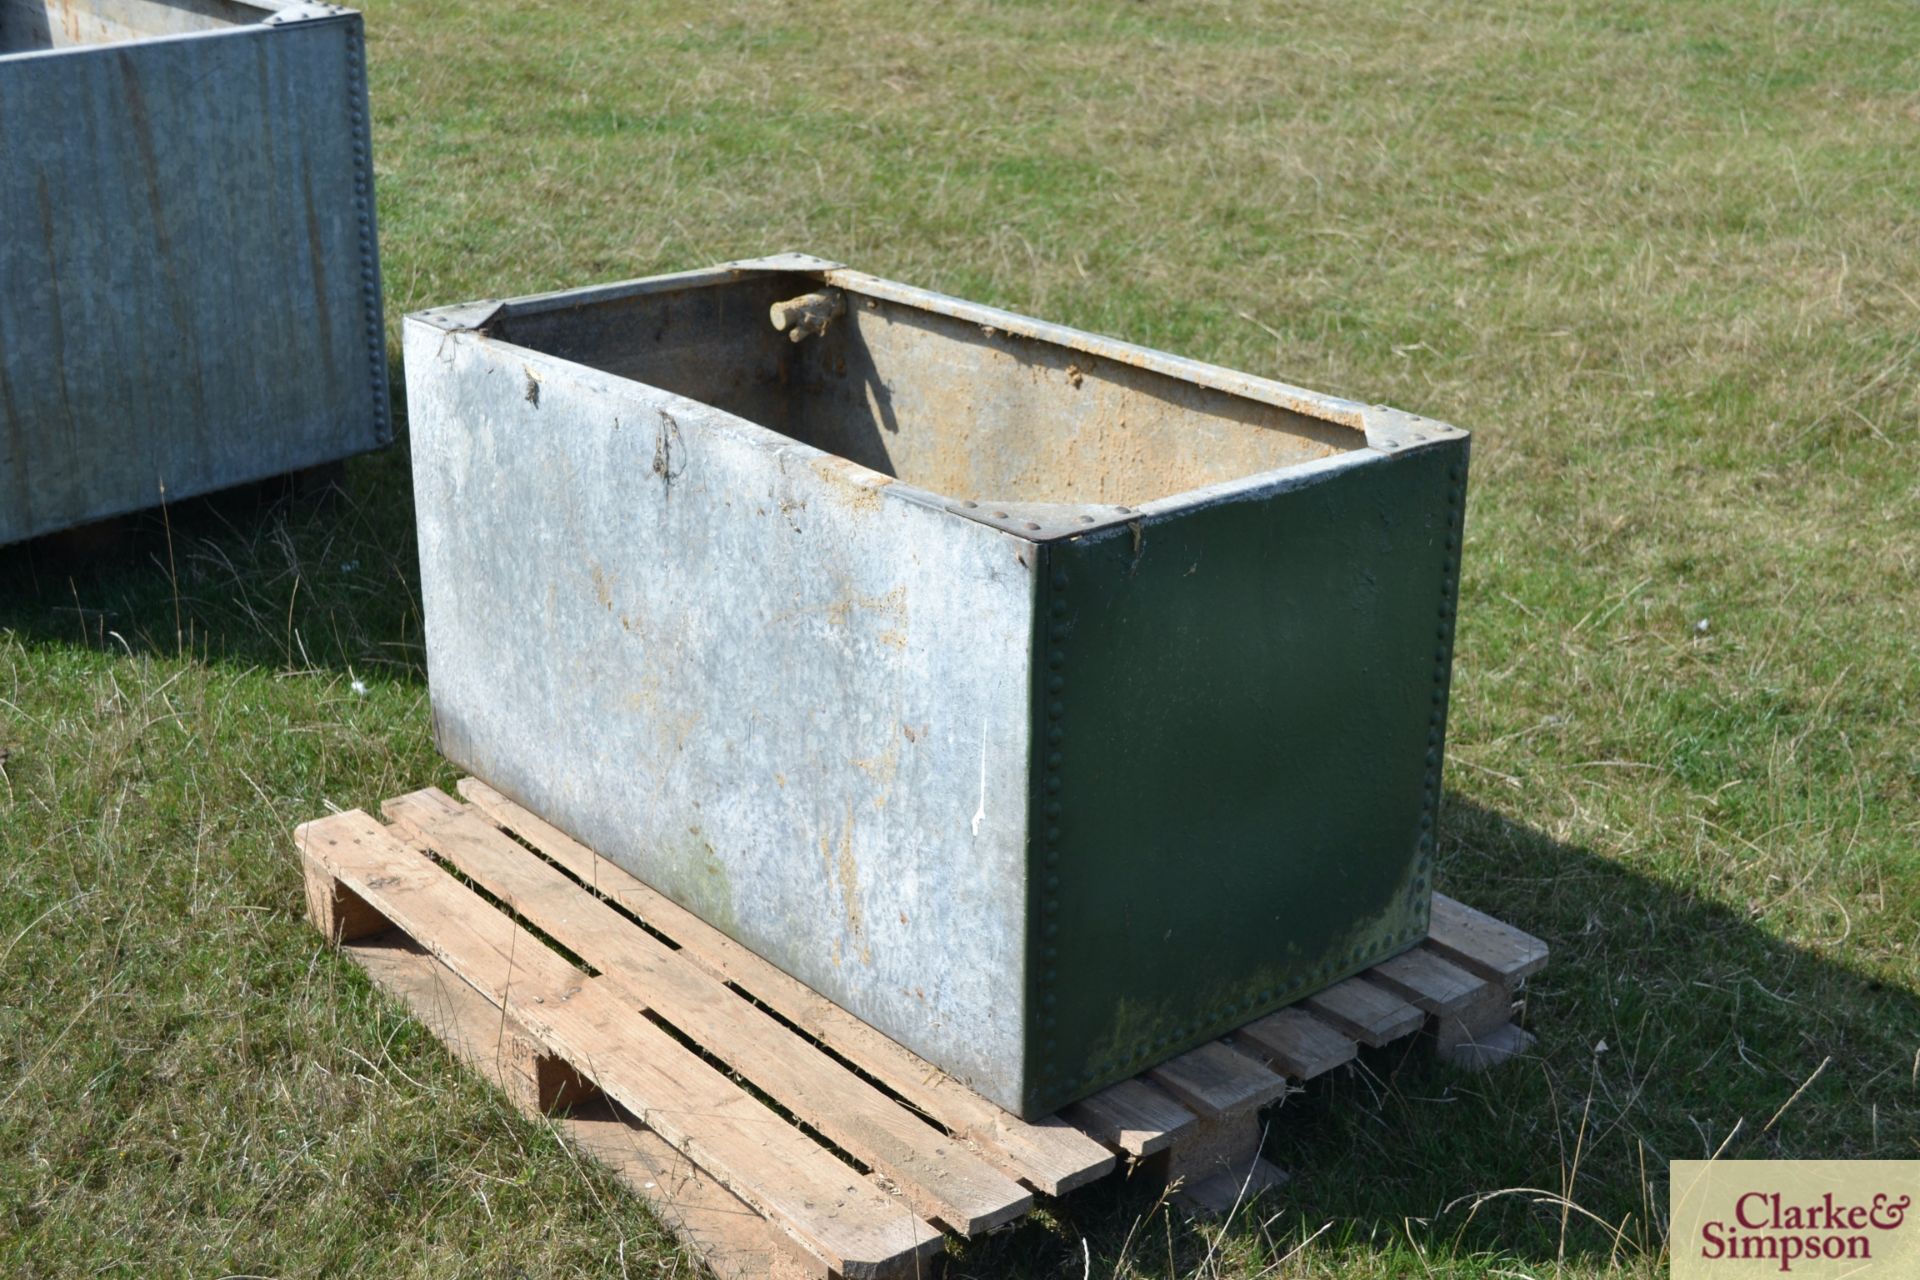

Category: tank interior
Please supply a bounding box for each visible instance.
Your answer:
[0,0,268,53]
[493,272,1368,509]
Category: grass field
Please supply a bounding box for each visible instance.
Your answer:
[4,0,1918,1275]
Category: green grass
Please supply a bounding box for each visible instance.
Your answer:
[4,1,1918,1275]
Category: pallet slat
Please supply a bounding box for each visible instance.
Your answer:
[1427,894,1549,984]
[1062,1078,1196,1159]
[1231,1007,1357,1080]
[1439,1021,1538,1071]
[1173,1157,1291,1218]
[455,776,1116,1197]
[1366,946,1488,1016]
[382,790,1033,1238]
[343,931,826,1280]
[298,811,943,1280]
[1302,976,1427,1046]
[1145,1041,1290,1116]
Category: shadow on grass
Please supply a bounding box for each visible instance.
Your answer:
[0,380,425,684]
[955,796,1920,1277]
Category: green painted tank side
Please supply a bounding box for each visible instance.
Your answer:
[1022,439,1468,1116]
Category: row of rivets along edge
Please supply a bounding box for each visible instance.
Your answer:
[1416,446,1470,927]
[343,17,391,441]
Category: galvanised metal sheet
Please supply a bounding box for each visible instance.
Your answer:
[0,0,389,545]
[404,255,1471,1117]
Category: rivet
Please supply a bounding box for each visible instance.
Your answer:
[1045,969,1057,984]
[1046,823,1061,840]
[1077,514,1095,525]
[962,500,978,509]
[1045,777,1061,794]
[1431,689,1444,704]
[1047,652,1065,669]
[1050,599,1068,616]
[1052,572,1068,589]
[1044,946,1058,962]
[1048,700,1065,718]
[991,510,1009,519]
[1428,729,1441,746]
[1044,801,1061,818]
[1047,752,1062,768]
[1044,923,1058,938]
[1048,675,1064,692]
[1047,727,1063,745]
[1024,522,1042,532]
[1046,875,1059,890]
[1044,1015,1057,1029]
[1420,813,1433,829]
[1044,849,1059,866]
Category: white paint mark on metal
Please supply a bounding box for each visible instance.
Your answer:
[971,722,989,837]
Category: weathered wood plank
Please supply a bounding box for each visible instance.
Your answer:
[456,776,1115,1195]
[1231,1007,1357,1080]
[383,789,1032,1237]
[296,811,942,1280]
[342,930,824,1280]
[1145,1041,1290,1117]
[1437,1021,1536,1071]
[1061,1078,1196,1159]
[1171,1156,1290,1219]
[301,854,389,943]
[1427,895,1549,984]
[1301,976,1426,1046]
[1365,947,1488,1017]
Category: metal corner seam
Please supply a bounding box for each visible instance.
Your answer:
[342,14,389,443]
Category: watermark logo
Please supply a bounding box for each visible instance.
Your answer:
[1672,1161,1919,1277]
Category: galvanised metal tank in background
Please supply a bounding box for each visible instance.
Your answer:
[0,0,388,546]
[404,254,1471,1118]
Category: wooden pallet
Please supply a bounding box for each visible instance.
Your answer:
[296,780,1548,1277]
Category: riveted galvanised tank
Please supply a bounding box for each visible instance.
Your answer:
[404,254,1470,1118]
[0,0,388,546]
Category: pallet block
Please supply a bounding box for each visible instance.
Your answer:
[297,780,1548,1273]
